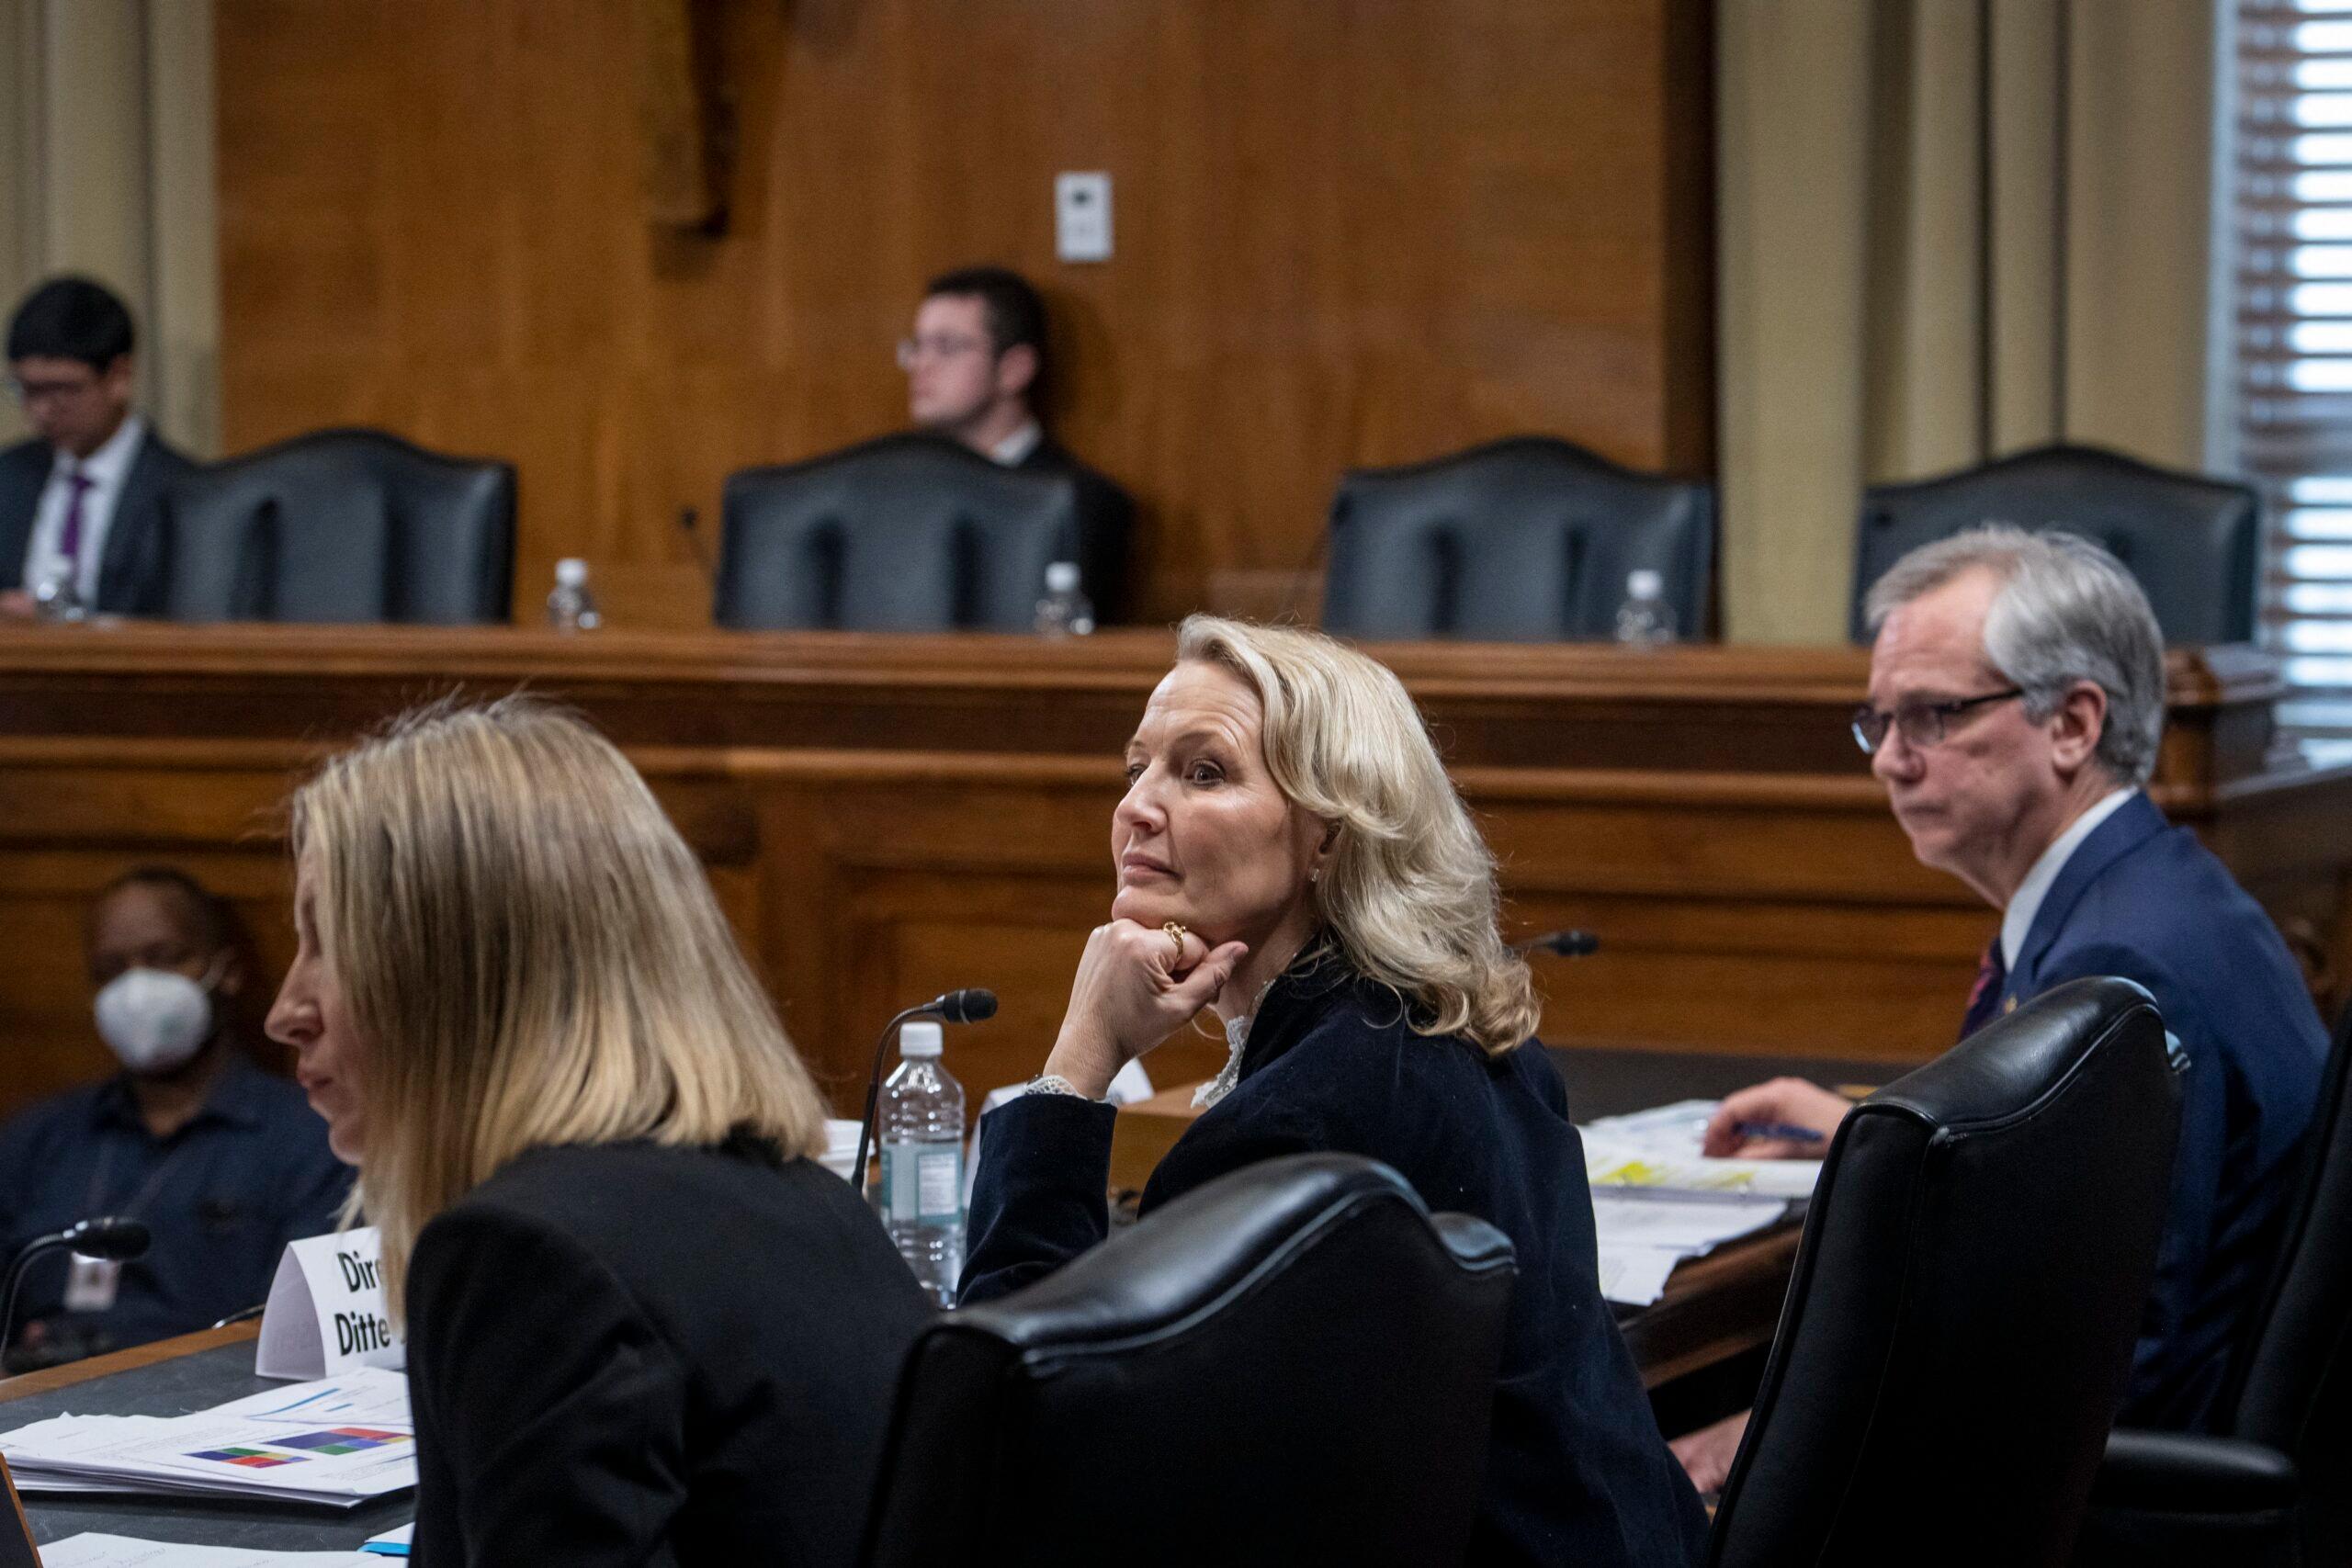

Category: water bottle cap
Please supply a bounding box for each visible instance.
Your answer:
[1045,561,1080,592]
[556,558,589,588]
[899,1020,944,1057]
[1626,569,1663,599]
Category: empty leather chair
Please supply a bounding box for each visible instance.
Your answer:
[1319,434,1713,641]
[858,1153,1516,1568]
[1708,977,2185,1568]
[2073,1003,2352,1568]
[1852,445,2259,644]
[153,428,514,624]
[717,434,1087,631]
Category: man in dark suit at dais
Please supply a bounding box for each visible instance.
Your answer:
[1673,525,2327,1492]
[899,265,1134,621]
[0,276,195,619]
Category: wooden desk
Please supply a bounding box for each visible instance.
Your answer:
[0,626,2342,1117]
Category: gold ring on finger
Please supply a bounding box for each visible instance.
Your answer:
[1161,920,1189,963]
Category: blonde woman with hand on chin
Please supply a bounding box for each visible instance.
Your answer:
[265,698,933,1568]
[961,617,1708,1568]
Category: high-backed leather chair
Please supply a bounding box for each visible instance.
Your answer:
[1708,977,2185,1568]
[858,1153,1516,1568]
[2073,1003,2352,1568]
[1852,445,2259,644]
[717,434,1085,631]
[1319,435,1713,641]
[156,429,514,624]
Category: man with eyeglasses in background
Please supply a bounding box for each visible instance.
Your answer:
[900,265,1133,620]
[0,276,194,621]
[1669,525,2326,1491]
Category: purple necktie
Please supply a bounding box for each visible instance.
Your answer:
[1959,939,2008,1041]
[57,468,94,566]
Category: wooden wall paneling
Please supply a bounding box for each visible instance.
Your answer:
[212,0,1716,629]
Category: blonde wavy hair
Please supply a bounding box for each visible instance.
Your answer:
[289,696,829,1321]
[1176,616,1539,1055]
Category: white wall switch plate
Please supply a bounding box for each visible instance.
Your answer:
[1056,171,1113,263]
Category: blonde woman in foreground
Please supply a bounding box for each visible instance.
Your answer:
[961,616,1709,1568]
[264,698,933,1568]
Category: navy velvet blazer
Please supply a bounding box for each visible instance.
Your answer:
[1997,790,2325,1430]
[962,959,1709,1568]
[0,427,195,614]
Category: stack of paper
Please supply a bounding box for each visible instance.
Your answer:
[0,1369,415,1508]
[1581,1098,1826,1200]
[1579,1099,1819,1307]
[44,1537,374,1566]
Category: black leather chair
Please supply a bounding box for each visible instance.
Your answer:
[1319,435,1713,641]
[1851,445,2260,644]
[2073,1003,2352,1568]
[1708,977,2185,1568]
[716,434,1085,631]
[858,1153,1516,1568]
[156,429,514,624]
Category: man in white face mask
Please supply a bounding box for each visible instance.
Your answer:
[0,868,349,1371]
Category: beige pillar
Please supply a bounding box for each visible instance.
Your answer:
[1716,0,1876,645]
[0,0,217,454]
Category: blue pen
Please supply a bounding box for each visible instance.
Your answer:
[1732,1121,1826,1145]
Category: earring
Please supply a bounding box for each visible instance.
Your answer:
[1309,868,1321,885]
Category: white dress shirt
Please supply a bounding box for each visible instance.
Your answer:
[989,419,1043,468]
[21,414,147,601]
[1999,786,2138,970]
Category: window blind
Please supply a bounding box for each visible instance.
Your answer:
[2238,0,2352,734]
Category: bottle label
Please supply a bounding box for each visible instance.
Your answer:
[883,1142,963,1224]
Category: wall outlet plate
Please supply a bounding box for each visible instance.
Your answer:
[1056,171,1113,263]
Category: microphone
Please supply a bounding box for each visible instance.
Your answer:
[850,989,1000,1197]
[1,1217,151,1360]
[1513,930,1601,958]
[678,505,718,587]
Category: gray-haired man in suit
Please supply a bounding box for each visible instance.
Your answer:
[1,276,194,619]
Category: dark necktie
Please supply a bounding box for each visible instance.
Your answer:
[57,468,95,570]
[1959,938,2007,1041]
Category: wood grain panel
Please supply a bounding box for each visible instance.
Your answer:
[211,0,1715,628]
[0,626,2338,1123]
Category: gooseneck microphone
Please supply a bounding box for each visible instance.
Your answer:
[1513,930,1601,958]
[851,989,1000,1196]
[0,1216,152,1361]
[678,505,718,588]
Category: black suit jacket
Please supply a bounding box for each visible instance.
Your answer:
[1015,434,1135,623]
[0,425,196,614]
[963,958,1710,1568]
[404,1135,935,1568]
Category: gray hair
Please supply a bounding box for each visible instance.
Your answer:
[1861,525,2165,785]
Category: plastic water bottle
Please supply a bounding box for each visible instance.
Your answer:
[879,1021,965,1306]
[547,558,601,632]
[1034,560,1094,637]
[1613,569,1676,647]
[32,562,85,623]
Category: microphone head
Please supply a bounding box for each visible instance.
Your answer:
[1519,930,1601,958]
[63,1217,151,1262]
[939,987,999,1024]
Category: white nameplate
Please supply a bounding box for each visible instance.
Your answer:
[254,1227,405,1381]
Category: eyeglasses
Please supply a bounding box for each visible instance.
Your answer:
[895,333,993,369]
[1850,687,2025,755]
[6,375,100,407]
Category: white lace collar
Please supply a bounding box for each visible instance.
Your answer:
[1193,1013,1252,1110]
